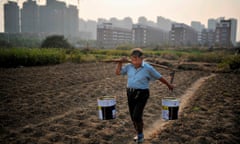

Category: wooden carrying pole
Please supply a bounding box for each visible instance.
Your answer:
[102,59,176,71]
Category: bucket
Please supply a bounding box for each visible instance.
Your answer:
[162,97,179,120]
[97,96,116,120]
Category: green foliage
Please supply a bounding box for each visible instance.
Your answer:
[229,55,240,70]
[69,50,98,63]
[69,50,82,63]
[218,55,240,70]
[116,44,134,50]
[0,48,65,67]
[1,47,238,69]
[41,35,72,49]
[186,52,223,63]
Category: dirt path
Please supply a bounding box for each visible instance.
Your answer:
[149,73,240,144]
[143,74,216,141]
[178,73,216,114]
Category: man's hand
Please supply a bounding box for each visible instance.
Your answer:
[167,83,174,91]
[120,57,129,63]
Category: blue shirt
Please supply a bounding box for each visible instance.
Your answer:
[121,61,162,89]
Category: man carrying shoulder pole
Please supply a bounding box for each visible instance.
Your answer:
[115,48,174,143]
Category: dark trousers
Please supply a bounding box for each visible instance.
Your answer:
[127,88,149,134]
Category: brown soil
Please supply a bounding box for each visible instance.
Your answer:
[0,62,239,144]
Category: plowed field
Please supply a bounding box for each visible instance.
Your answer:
[0,62,239,144]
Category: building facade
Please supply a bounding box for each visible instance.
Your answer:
[170,23,198,46]
[132,24,169,47]
[157,16,173,31]
[4,0,79,37]
[201,29,215,47]
[202,18,238,48]
[191,21,205,45]
[208,19,217,31]
[4,1,20,33]
[21,0,39,33]
[39,0,67,36]
[97,23,132,48]
[132,24,147,47]
[215,19,237,47]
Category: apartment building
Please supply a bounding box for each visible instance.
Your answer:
[132,24,169,47]
[4,0,79,37]
[201,29,215,47]
[191,21,205,44]
[170,23,198,46]
[4,1,20,33]
[21,0,39,33]
[215,19,237,47]
[97,23,132,48]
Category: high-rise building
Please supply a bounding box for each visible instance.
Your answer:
[132,24,147,47]
[21,0,39,33]
[170,23,198,46]
[66,5,79,37]
[38,0,79,37]
[138,17,148,25]
[132,24,169,47]
[3,0,79,37]
[79,19,97,40]
[97,23,132,48]
[191,21,205,32]
[191,21,205,45]
[215,19,237,47]
[208,18,217,30]
[201,29,215,46]
[157,16,173,31]
[4,1,20,33]
[42,0,66,35]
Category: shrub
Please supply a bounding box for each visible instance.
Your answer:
[229,55,240,70]
[116,44,134,50]
[219,55,240,70]
[41,35,72,49]
[186,52,224,63]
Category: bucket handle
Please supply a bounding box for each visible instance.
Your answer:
[170,70,175,84]
[167,70,176,98]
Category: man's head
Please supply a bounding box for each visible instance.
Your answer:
[130,48,143,58]
[130,48,144,68]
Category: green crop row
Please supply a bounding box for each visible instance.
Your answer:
[0,48,66,67]
[0,48,238,70]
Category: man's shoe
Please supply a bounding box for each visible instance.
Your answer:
[136,134,144,143]
[133,135,137,141]
[136,136,144,143]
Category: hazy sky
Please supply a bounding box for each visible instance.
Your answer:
[1,0,240,41]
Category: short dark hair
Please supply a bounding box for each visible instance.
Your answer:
[131,48,143,57]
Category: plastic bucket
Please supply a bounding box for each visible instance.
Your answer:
[97,96,116,120]
[162,97,179,120]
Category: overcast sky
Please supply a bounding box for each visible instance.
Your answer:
[1,0,240,41]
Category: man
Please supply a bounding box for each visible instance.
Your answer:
[115,48,174,143]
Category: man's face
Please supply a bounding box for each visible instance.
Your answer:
[130,55,143,68]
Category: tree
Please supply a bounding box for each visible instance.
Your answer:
[41,35,73,49]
